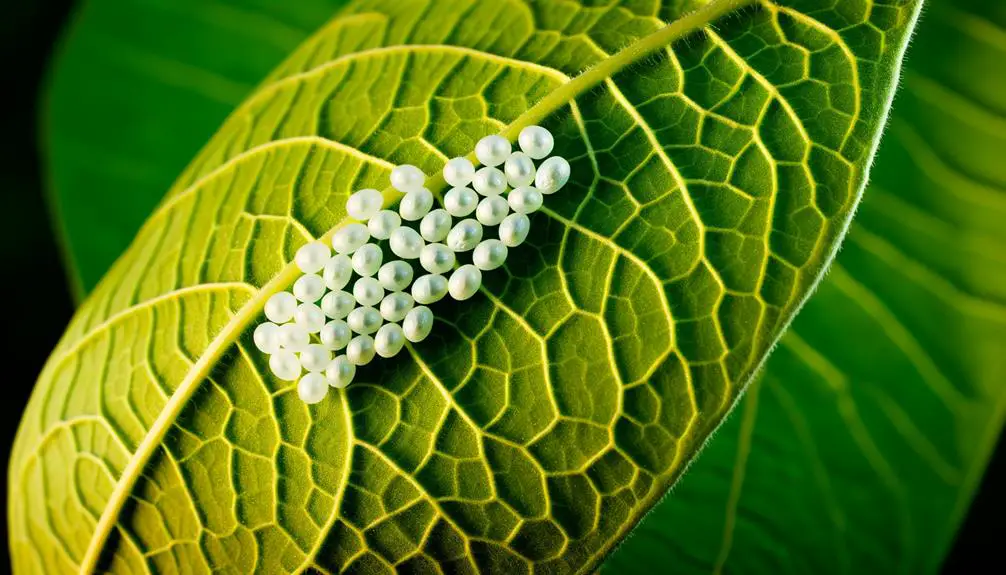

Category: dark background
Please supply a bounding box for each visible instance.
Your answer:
[0,1,999,572]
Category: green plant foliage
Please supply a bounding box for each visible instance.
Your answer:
[606,0,1006,571]
[13,0,923,573]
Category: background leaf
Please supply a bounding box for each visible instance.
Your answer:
[606,0,1006,572]
[16,0,920,573]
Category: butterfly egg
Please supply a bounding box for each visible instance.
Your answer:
[419,243,456,274]
[277,323,310,352]
[420,209,452,242]
[264,291,298,323]
[321,290,356,319]
[378,260,415,292]
[346,335,377,366]
[331,223,370,254]
[352,243,383,277]
[443,156,476,187]
[380,292,415,322]
[534,156,571,194]
[253,322,281,354]
[499,213,531,247]
[399,187,434,221]
[269,350,302,381]
[325,355,356,389]
[444,187,479,217]
[472,239,508,271]
[368,209,401,240]
[389,227,425,260]
[293,273,326,303]
[446,219,483,252]
[476,195,510,227]
[353,277,384,307]
[448,265,482,301]
[375,323,407,358]
[322,254,353,291]
[403,306,434,343]
[320,319,352,351]
[507,186,543,214]
[412,274,448,305]
[298,372,329,404]
[472,167,507,196]
[475,134,511,167]
[294,241,331,274]
[518,125,554,160]
[294,302,326,333]
[347,306,383,335]
[504,151,536,188]
[299,344,332,372]
[390,164,426,193]
[346,188,384,221]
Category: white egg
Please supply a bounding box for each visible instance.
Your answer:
[320,319,352,351]
[507,186,543,214]
[264,291,298,323]
[412,274,448,305]
[298,372,328,404]
[499,213,531,247]
[353,277,385,307]
[504,151,535,188]
[347,306,383,335]
[472,167,507,196]
[534,156,571,194]
[346,335,377,366]
[472,239,508,271]
[399,187,434,221]
[253,322,281,354]
[518,125,554,160]
[380,292,414,322]
[320,290,356,319]
[294,242,331,274]
[443,156,476,187]
[346,188,384,221]
[446,219,483,252]
[269,350,302,381]
[389,227,425,259]
[293,303,326,333]
[277,323,310,352]
[474,134,511,167]
[352,243,383,277]
[368,210,401,240]
[403,306,434,343]
[325,355,356,389]
[419,243,456,274]
[299,344,332,372]
[476,195,510,227]
[322,254,353,290]
[389,164,426,193]
[375,323,407,358]
[293,273,326,303]
[448,265,482,301]
[444,187,479,217]
[420,209,452,243]
[331,223,370,254]
[377,260,415,292]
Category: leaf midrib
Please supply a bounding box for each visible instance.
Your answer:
[76,0,757,570]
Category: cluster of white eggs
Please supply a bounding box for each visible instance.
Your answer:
[253,126,570,404]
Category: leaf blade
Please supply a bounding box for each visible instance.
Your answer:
[16,0,921,572]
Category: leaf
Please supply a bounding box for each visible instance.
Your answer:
[13,0,921,573]
[605,0,1006,572]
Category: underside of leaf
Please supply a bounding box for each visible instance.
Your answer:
[10,0,922,572]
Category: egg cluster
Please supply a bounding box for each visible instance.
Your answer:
[253,126,570,404]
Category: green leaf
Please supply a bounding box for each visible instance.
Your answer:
[606,0,1006,572]
[14,0,920,573]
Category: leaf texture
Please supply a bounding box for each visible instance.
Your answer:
[12,0,920,572]
[606,0,1006,572]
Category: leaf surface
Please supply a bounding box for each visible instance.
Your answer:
[15,0,919,572]
[606,0,1006,572]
